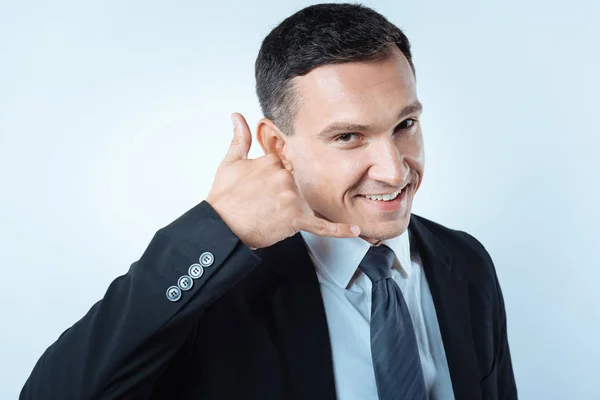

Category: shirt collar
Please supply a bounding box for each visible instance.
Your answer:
[300,228,412,289]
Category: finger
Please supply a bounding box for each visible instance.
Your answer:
[294,214,360,238]
[223,112,252,162]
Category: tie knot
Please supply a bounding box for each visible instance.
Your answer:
[358,244,395,282]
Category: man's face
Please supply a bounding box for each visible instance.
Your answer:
[283,45,424,244]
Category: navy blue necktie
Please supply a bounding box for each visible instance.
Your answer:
[359,244,427,400]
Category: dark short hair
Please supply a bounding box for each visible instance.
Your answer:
[255,3,415,135]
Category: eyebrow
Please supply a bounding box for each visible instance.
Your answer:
[317,100,423,137]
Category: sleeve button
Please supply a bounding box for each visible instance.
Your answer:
[177,275,194,291]
[166,286,182,302]
[188,263,204,279]
[199,252,214,267]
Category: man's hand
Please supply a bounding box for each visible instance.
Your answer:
[205,113,360,250]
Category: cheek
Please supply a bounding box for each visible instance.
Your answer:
[406,147,425,170]
[405,134,425,190]
[294,148,359,201]
[403,131,425,168]
[290,147,327,199]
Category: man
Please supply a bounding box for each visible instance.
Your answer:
[21,3,517,399]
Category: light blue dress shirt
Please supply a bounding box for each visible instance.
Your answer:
[300,229,455,400]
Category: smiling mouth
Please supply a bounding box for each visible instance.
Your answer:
[358,184,410,202]
[364,189,401,201]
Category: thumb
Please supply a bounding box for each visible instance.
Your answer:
[223,113,252,162]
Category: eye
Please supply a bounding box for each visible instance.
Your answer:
[335,133,359,142]
[397,118,417,131]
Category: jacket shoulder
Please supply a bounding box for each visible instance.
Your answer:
[410,214,498,290]
[411,215,493,260]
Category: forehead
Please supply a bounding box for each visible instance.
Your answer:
[292,46,417,133]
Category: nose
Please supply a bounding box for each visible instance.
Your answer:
[367,138,408,188]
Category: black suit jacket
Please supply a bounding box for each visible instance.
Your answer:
[21,201,517,399]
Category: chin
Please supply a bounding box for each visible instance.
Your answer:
[359,219,410,243]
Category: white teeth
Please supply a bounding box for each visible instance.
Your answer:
[365,190,401,201]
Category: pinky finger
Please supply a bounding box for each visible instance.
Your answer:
[294,215,360,238]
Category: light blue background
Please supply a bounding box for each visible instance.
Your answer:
[1,0,599,398]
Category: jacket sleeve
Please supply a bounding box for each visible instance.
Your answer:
[460,230,518,399]
[494,266,518,400]
[20,200,262,399]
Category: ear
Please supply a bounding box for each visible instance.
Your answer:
[256,118,294,171]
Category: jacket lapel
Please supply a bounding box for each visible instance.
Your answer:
[408,215,482,399]
[265,233,337,400]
